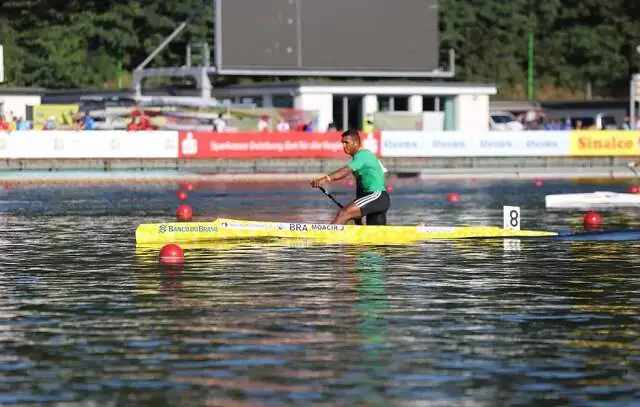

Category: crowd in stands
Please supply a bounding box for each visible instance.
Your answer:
[6,104,639,133]
[497,110,637,131]
[0,110,95,131]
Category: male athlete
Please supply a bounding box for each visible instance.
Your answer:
[310,129,390,225]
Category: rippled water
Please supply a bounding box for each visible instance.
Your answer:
[0,178,639,406]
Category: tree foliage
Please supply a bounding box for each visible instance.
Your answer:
[2,0,640,99]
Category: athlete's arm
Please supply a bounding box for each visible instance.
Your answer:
[326,166,352,181]
[310,167,352,187]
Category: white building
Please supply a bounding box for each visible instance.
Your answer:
[212,81,497,132]
[0,87,43,120]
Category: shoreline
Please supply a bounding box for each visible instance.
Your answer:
[0,167,638,184]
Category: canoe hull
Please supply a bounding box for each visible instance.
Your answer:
[135,218,558,246]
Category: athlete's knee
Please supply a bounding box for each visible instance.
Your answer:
[332,204,362,224]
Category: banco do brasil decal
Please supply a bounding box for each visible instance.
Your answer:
[159,225,218,233]
[570,131,640,156]
[289,223,345,232]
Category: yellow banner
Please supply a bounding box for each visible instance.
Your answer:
[570,131,640,156]
[32,104,79,129]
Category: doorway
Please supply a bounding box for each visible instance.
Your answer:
[332,95,363,131]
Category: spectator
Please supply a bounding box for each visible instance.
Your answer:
[303,120,313,132]
[213,113,226,132]
[137,113,154,130]
[127,117,139,131]
[43,116,56,130]
[275,117,290,132]
[621,116,631,129]
[16,116,31,130]
[559,117,572,130]
[82,112,94,130]
[257,115,269,131]
[0,116,8,132]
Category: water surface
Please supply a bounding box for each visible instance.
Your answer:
[0,178,638,406]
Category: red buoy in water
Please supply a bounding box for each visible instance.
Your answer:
[159,244,184,265]
[447,193,460,202]
[177,191,188,201]
[583,211,602,230]
[386,185,393,192]
[176,204,193,222]
[534,178,543,187]
[186,183,194,192]
[628,185,639,194]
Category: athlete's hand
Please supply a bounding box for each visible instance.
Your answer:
[310,176,329,188]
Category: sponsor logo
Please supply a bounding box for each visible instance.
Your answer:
[570,131,640,155]
[417,226,456,233]
[432,140,465,149]
[525,139,558,149]
[181,132,198,155]
[158,225,218,233]
[289,223,345,232]
[383,140,418,149]
[480,140,512,149]
[578,136,633,150]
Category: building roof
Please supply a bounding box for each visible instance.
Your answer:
[0,87,46,96]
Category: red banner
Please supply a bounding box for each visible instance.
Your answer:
[178,131,381,158]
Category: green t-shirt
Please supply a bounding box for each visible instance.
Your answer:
[347,149,386,193]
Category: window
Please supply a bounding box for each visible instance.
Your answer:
[272,95,294,108]
[378,96,392,112]
[378,96,409,111]
[423,96,436,111]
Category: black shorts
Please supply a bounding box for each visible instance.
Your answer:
[353,190,390,216]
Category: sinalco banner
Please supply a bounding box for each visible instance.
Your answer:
[569,130,640,156]
[380,131,571,157]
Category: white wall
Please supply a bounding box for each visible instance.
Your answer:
[294,93,333,131]
[454,94,490,131]
[0,95,41,120]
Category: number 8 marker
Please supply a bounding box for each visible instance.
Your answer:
[503,206,521,230]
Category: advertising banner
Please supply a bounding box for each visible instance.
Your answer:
[178,131,381,158]
[380,131,571,157]
[569,131,640,156]
[0,131,179,158]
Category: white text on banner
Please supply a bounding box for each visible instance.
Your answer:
[0,131,179,159]
[380,131,572,157]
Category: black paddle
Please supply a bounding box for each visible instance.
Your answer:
[317,186,363,225]
[318,186,343,208]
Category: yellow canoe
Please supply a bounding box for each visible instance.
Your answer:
[135,216,558,246]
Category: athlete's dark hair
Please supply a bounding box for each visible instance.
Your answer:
[341,129,361,143]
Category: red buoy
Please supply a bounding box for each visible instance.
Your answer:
[447,193,460,202]
[176,204,193,222]
[177,191,188,201]
[186,183,194,192]
[534,178,543,187]
[386,185,393,192]
[628,185,639,194]
[583,211,602,231]
[159,244,184,265]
